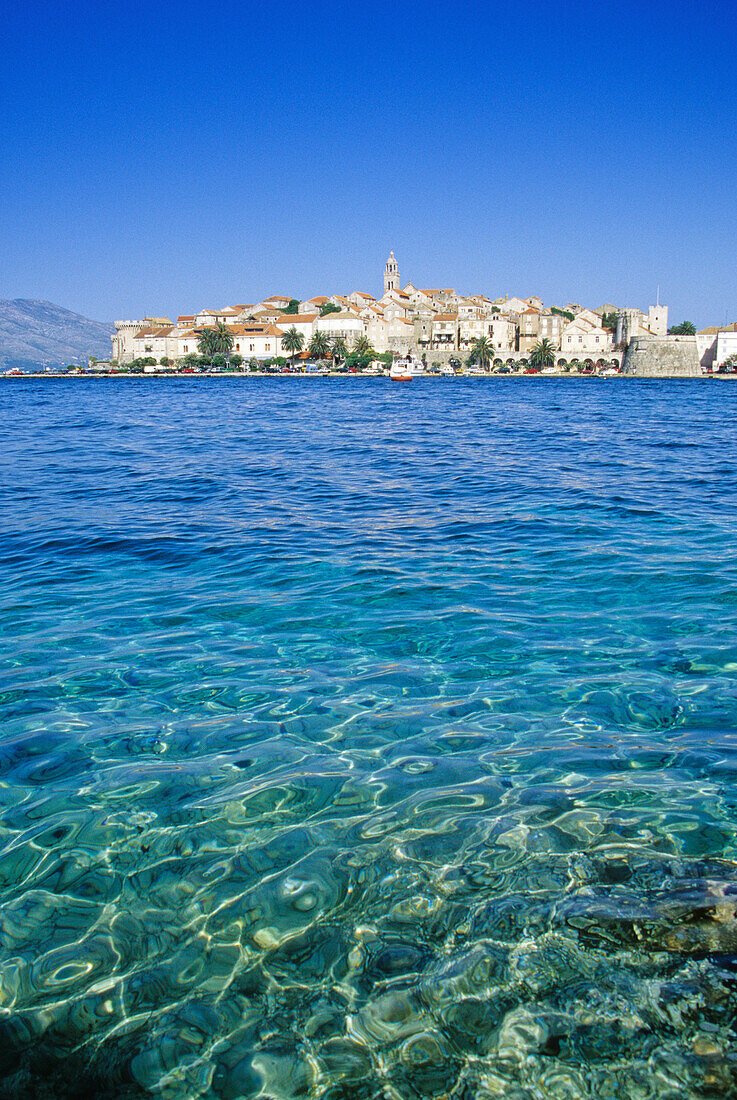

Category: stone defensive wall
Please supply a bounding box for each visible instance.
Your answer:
[622,336,702,377]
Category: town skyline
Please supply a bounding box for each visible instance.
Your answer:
[109,250,667,368]
[2,1,735,328]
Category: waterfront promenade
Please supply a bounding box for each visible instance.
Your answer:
[4,368,736,381]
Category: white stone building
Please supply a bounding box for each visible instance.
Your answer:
[130,325,178,361]
[489,317,518,355]
[175,324,284,360]
[561,315,614,359]
[716,327,737,367]
[367,314,412,353]
[274,314,318,342]
[314,310,364,345]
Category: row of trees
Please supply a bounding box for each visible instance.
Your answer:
[467,336,558,370]
[194,323,378,369]
[280,327,378,368]
[193,318,700,371]
[193,324,566,373]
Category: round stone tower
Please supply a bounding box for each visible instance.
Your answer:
[112,320,141,364]
[384,251,400,295]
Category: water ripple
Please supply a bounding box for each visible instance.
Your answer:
[1,380,737,1097]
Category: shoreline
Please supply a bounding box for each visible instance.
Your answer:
[3,371,736,381]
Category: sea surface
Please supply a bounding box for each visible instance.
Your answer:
[1,378,737,1099]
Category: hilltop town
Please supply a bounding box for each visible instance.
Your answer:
[107,253,736,376]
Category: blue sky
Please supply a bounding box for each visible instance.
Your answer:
[1,0,735,325]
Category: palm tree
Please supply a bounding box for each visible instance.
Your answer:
[353,335,375,359]
[281,326,305,366]
[331,336,348,366]
[308,331,331,360]
[213,322,234,356]
[529,338,557,369]
[197,328,217,358]
[197,322,233,360]
[469,336,494,370]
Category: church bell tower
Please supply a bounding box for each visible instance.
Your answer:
[384,250,400,295]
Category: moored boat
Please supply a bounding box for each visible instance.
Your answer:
[390,362,412,381]
[389,355,422,381]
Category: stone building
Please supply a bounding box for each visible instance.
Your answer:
[112,318,172,363]
[616,304,669,345]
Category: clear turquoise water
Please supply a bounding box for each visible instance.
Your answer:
[1,378,737,1099]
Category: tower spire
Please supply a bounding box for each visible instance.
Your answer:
[384,250,399,295]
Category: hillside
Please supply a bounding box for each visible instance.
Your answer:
[0,299,112,368]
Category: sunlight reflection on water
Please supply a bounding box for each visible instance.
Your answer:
[0,379,736,1098]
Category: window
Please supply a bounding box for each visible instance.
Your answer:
[236,344,240,351]
[184,345,188,352]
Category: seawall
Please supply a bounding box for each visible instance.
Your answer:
[622,335,701,377]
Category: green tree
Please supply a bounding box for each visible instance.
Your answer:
[197,329,215,359]
[281,326,305,366]
[211,353,227,369]
[230,353,243,369]
[469,335,494,370]
[600,312,618,331]
[353,335,375,358]
[669,320,696,335]
[529,338,557,368]
[551,306,575,322]
[331,336,348,366]
[198,322,234,358]
[308,331,331,360]
[320,302,342,316]
[344,335,376,371]
[345,351,371,371]
[159,357,170,366]
[283,299,300,315]
[248,357,260,371]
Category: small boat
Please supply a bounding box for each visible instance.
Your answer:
[390,355,422,381]
[390,362,412,381]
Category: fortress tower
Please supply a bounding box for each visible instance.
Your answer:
[616,308,640,347]
[112,320,141,364]
[384,251,400,295]
[648,303,668,336]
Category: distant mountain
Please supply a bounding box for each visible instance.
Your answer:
[0,299,112,369]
